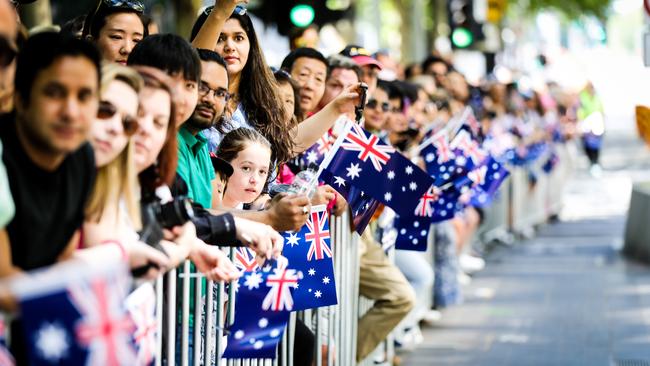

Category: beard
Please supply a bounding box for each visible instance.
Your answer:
[187,103,220,131]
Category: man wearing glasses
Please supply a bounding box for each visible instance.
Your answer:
[176,48,230,210]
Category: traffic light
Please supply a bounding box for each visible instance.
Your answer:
[447,0,484,49]
[250,1,351,36]
[290,4,316,27]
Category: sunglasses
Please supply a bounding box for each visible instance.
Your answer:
[97,100,139,136]
[0,36,17,68]
[100,0,144,12]
[366,99,390,112]
[203,4,247,17]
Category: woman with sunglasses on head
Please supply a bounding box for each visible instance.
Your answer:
[190,1,361,160]
[83,0,146,65]
[190,3,293,165]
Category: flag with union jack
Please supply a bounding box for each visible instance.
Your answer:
[233,247,260,273]
[12,259,136,366]
[419,131,465,187]
[281,205,338,310]
[467,157,510,208]
[450,129,488,170]
[223,270,292,359]
[394,188,462,251]
[321,120,434,216]
[300,131,337,168]
[125,283,157,366]
[0,313,14,366]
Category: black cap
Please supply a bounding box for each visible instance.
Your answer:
[209,153,234,177]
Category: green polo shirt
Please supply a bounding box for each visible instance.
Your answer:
[176,126,215,209]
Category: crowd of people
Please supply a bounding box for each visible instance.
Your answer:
[0,0,591,365]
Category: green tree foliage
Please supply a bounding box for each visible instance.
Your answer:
[523,0,613,20]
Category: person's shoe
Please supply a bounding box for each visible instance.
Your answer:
[589,163,602,178]
[394,326,423,351]
[457,271,472,285]
[420,309,442,325]
[459,253,485,274]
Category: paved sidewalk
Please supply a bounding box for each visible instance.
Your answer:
[402,214,650,366]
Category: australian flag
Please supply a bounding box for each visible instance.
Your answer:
[321,120,434,217]
[12,260,137,366]
[301,131,337,168]
[320,169,379,234]
[394,187,462,251]
[125,283,158,366]
[450,129,488,171]
[470,158,510,207]
[394,189,461,251]
[419,130,461,186]
[282,205,338,310]
[453,157,510,207]
[233,247,260,273]
[223,269,297,359]
[393,216,430,251]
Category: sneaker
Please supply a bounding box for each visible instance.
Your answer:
[457,271,472,285]
[589,164,602,178]
[421,309,442,325]
[459,254,485,274]
[395,326,423,351]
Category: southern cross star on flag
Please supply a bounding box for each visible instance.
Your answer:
[320,120,434,217]
[11,260,137,366]
[394,187,462,251]
[281,205,338,310]
[223,269,298,359]
[320,169,380,234]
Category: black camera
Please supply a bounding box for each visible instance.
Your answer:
[132,197,195,277]
[151,197,194,229]
[139,197,194,248]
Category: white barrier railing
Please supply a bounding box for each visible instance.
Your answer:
[155,211,361,366]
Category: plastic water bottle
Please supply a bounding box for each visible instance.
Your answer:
[287,164,318,199]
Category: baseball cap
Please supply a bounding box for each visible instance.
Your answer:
[209,152,234,177]
[340,45,383,70]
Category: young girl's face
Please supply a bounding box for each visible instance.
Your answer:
[224,141,271,206]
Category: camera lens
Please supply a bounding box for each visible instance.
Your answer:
[157,197,194,228]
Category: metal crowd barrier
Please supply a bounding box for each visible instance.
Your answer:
[151,143,578,366]
[478,141,576,244]
[155,211,361,366]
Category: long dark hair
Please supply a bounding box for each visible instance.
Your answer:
[227,12,294,165]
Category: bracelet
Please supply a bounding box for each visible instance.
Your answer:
[102,240,129,262]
